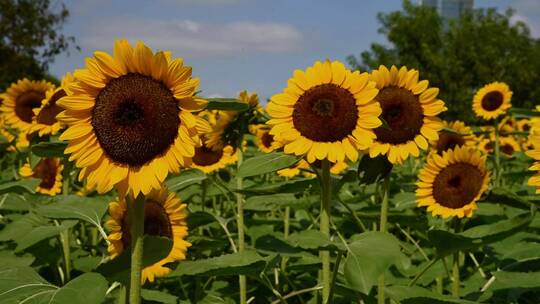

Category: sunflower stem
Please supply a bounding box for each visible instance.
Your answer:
[493,119,501,187]
[452,219,462,298]
[281,205,290,272]
[236,148,247,304]
[378,173,391,304]
[319,159,332,302]
[128,193,146,304]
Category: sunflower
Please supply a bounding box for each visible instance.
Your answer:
[29,73,75,136]
[497,116,516,134]
[368,65,446,164]
[1,79,55,131]
[527,127,540,193]
[479,136,520,157]
[57,40,210,196]
[472,82,512,120]
[416,146,490,218]
[267,60,382,163]
[191,141,238,173]
[251,124,281,153]
[206,91,260,150]
[106,187,190,283]
[19,158,63,196]
[430,120,475,155]
[517,119,532,133]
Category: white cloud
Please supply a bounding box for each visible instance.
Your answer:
[510,0,540,37]
[81,17,303,57]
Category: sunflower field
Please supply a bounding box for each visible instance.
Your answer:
[0,38,540,304]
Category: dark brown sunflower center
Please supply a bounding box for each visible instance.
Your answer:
[192,145,223,166]
[33,158,58,189]
[432,163,484,209]
[481,91,503,111]
[15,90,46,123]
[501,143,515,156]
[92,73,180,167]
[292,84,358,142]
[261,131,274,148]
[121,200,173,248]
[36,90,66,125]
[373,86,423,144]
[435,132,465,154]
[523,124,531,132]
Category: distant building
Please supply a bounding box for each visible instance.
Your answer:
[420,0,474,19]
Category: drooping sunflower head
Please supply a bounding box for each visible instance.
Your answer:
[431,121,474,155]
[368,65,447,164]
[417,146,490,218]
[191,140,238,174]
[57,40,210,196]
[206,91,261,150]
[19,157,63,196]
[472,82,512,120]
[30,73,75,136]
[267,60,382,163]
[106,187,190,283]
[1,79,55,131]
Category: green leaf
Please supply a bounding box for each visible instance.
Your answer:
[96,236,173,284]
[31,141,68,157]
[344,232,407,295]
[357,154,393,185]
[0,266,107,304]
[288,230,344,251]
[166,169,206,192]
[206,98,249,111]
[170,251,267,277]
[142,289,178,304]
[0,251,35,267]
[386,285,478,304]
[237,152,300,178]
[509,107,540,117]
[35,195,109,229]
[484,188,532,209]
[489,271,540,291]
[244,193,303,211]
[0,179,40,195]
[16,220,78,252]
[0,213,48,242]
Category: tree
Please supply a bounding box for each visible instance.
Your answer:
[0,0,77,89]
[348,0,540,124]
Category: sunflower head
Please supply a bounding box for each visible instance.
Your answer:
[191,140,238,174]
[106,187,190,283]
[267,60,382,164]
[472,82,512,120]
[431,121,474,155]
[57,40,210,196]
[368,65,446,164]
[19,158,63,196]
[29,73,75,136]
[526,131,540,193]
[479,136,519,157]
[517,119,532,133]
[251,124,282,153]
[417,146,490,218]
[1,79,55,131]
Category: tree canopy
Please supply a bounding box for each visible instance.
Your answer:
[0,0,77,89]
[348,0,540,124]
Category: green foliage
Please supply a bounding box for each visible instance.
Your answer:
[0,0,77,89]
[348,0,540,123]
[236,151,300,177]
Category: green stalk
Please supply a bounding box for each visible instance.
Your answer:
[378,174,391,304]
[236,148,247,304]
[127,194,146,304]
[493,119,501,187]
[281,206,291,272]
[60,166,71,282]
[319,159,332,302]
[452,252,460,297]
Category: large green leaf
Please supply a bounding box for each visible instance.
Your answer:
[0,251,35,268]
[206,98,249,111]
[237,152,300,178]
[96,236,173,284]
[386,286,478,304]
[244,193,305,211]
[0,266,108,304]
[31,141,68,157]
[142,289,178,304]
[35,195,109,229]
[0,179,40,195]
[166,169,206,192]
[509,107,540,117]
[0,213,48,242]
[16,220,77,252]
[288,230,344,251]
[484,188,532,209]
[170,251,268,277]
[344,232,408,295]
[489,271,540,290]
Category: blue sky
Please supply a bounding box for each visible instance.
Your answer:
[50,0,539,102]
